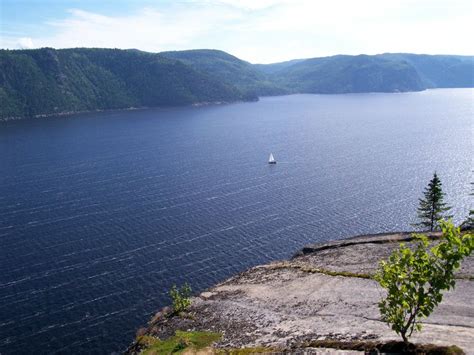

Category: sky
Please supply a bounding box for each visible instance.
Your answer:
[1,0,473,63]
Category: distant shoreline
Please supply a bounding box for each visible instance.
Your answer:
[0,100,239,123]
[2,88,473,123]
[3,48,473,122]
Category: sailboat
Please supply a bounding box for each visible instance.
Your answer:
[268,153,276,164]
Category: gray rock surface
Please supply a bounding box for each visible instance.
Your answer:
[139,232,474,353]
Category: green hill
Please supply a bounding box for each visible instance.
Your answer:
[253,59,306,75]
[1,48,473,120]
[0,48,246,120]
[378,54,474,88]
[160,49,287,97]
[259,55,424,93]
[257,53,474,93]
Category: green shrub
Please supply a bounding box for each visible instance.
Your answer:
[375,221,473,344]
[141,331,221,354]
[169,283,192,314]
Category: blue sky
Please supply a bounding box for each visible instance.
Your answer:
[1,0,473,63]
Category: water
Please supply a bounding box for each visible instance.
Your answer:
[0,89,472,354]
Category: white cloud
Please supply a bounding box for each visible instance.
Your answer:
[1,0,473,62]
[31,5,241,51]
[208,0,288,10]
[18,37,34,49]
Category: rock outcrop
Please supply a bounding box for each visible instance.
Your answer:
[129,232,474,353]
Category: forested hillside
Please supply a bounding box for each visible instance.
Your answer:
[378,54,474,88]
[259,53,474,93]
[1,48,473,120]
[262,55,424,94]
[161,49,287,97]
[0,48,248,120]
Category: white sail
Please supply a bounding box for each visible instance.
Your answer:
[268,153,276,163]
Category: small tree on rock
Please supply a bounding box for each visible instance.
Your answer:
[376,221,473,345]
[169,283,192,314]
[412,172,451,231]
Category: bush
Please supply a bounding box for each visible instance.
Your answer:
[169,283,192,314]
[375,221,473,344]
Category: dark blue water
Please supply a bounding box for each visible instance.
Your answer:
[0,90,472,354]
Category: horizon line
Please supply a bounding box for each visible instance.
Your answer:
[2,46,474,65]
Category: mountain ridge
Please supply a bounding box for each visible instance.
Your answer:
[0,48,251,120]
[1,48,473,120]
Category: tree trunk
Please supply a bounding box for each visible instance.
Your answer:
[401,331,409,351]
[430,202,435,231]
[401,330,407,343]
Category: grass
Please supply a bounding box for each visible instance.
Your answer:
[137,331,222,354]
[269,262,471,281]
[135,331,464,354]
[269,262,373,279]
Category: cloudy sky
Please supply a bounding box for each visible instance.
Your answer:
[1,0,473,63]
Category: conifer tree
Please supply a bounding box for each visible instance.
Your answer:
[413,173,452,231]
[465,210,474,230]
[461,182,474,230]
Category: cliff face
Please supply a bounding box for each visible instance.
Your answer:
[128,232,474,353]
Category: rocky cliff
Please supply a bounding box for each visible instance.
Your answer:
[127,232,473,354]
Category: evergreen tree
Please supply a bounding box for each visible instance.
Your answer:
[412,173,452,231]
[465,210,474,230]
[461,182,474,230]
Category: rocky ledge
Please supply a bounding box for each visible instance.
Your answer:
[128,232,473,354]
